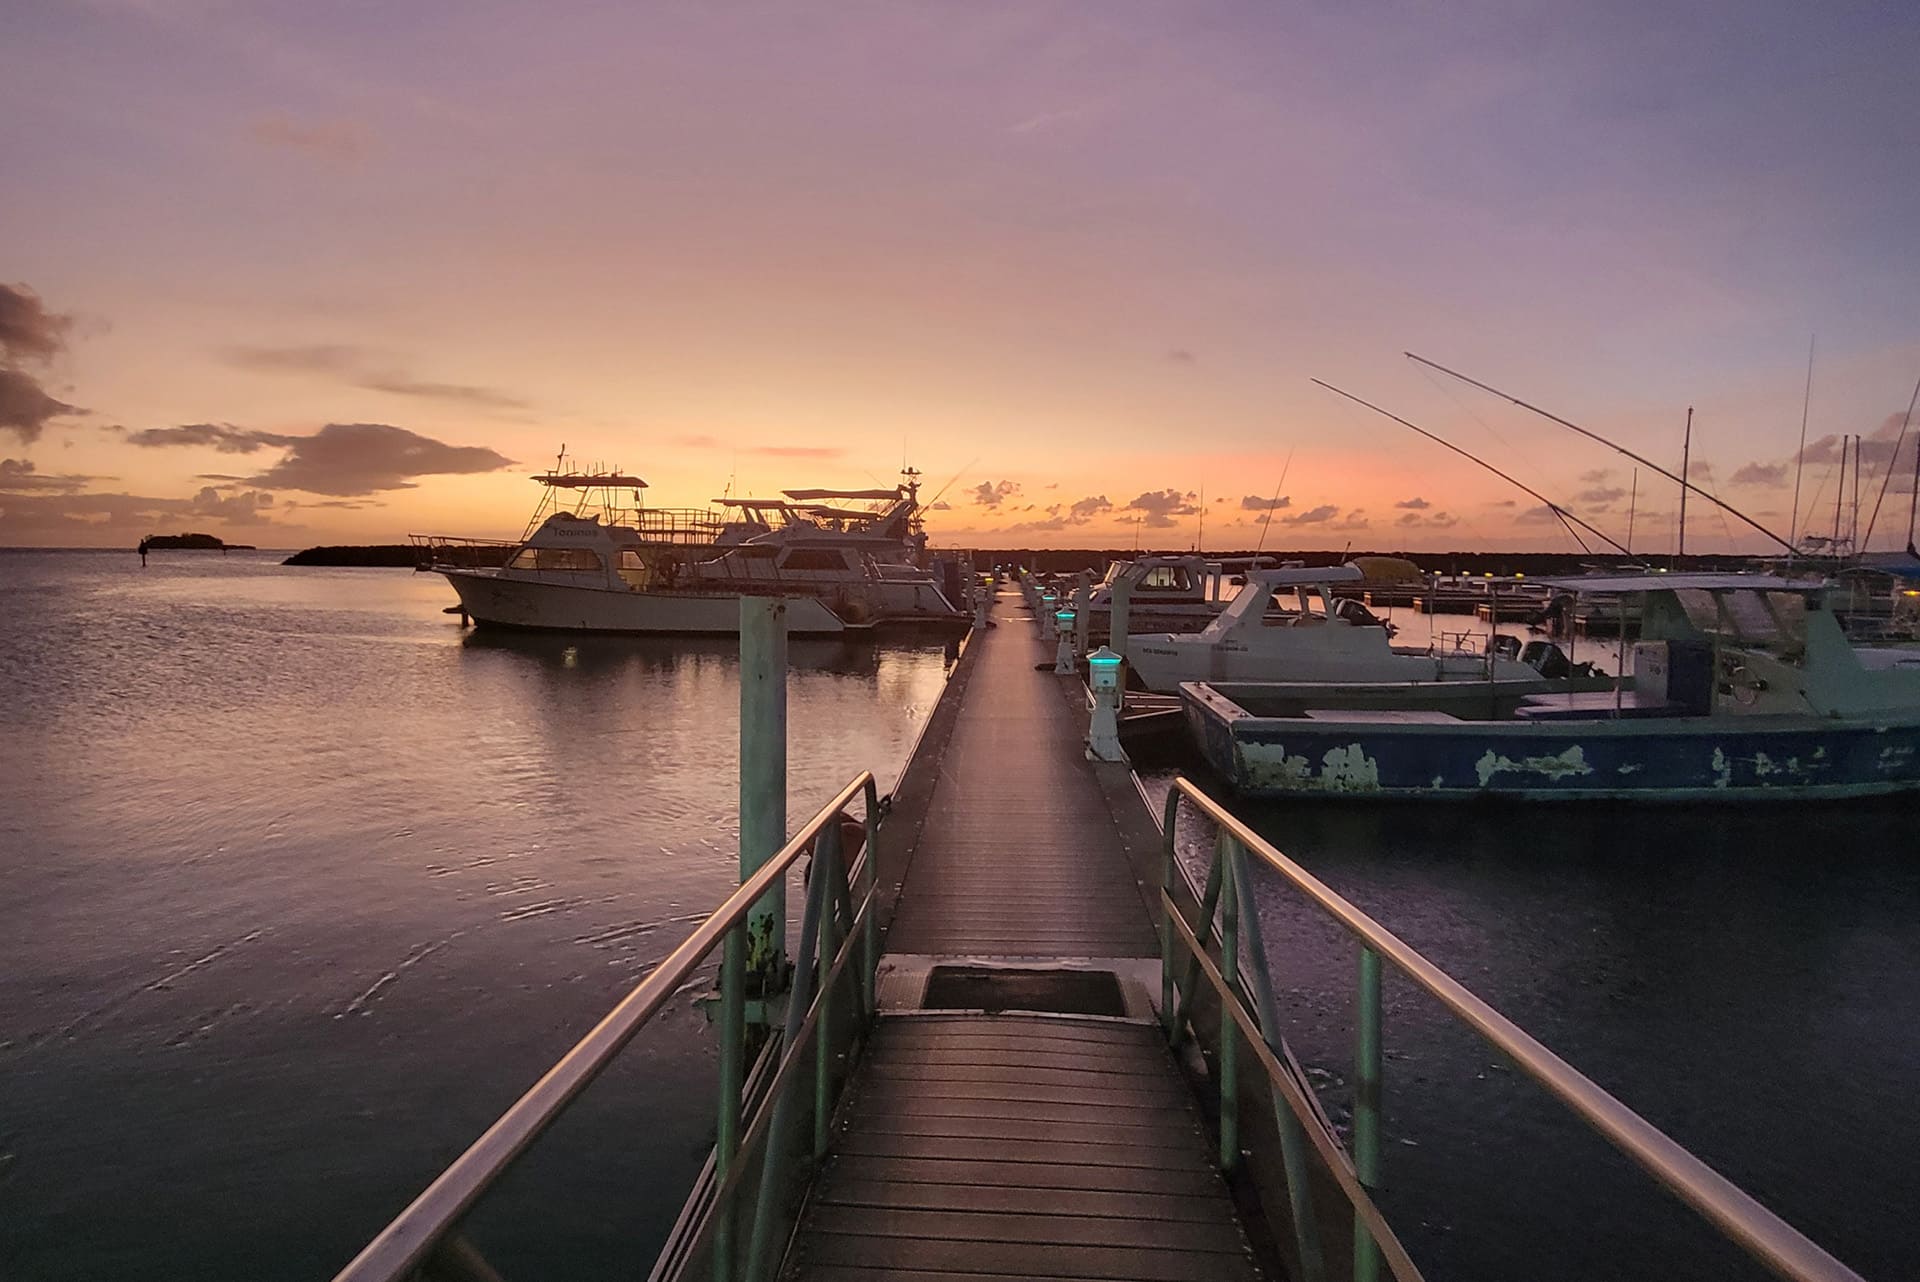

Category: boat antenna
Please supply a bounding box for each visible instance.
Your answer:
[1831,435,1847,559]
[1252,447,1295,557]
[1195,484,1204,552]
[1851,376,1920,556]
[1675,406,1692,568]
[1312,379,1639,560]
[1626,468,1638,555]
[1405,353,1798,557]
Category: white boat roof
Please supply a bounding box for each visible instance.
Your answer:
[1248,565,1366,587]
[1541,572,1818,593]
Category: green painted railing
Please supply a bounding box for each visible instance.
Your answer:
[331,772,882,1282]
[1159,776,1865,1282]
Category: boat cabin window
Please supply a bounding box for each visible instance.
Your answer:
[510,546,604,572]
[780,548,850,572]
[1137,566,1193,592]
[729,544,780,560]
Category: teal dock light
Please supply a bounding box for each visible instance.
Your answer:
[1085,646,1125,761]
[1039,589,1059,639]
[1053,607,1077,674]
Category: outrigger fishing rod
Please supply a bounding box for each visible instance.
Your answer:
[1311,378,1644,563]
[1405,353,1799,558]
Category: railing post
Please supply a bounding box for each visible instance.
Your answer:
[1354,945,1384,1282]
[1218,836,1240,1173]
[861,782,879,1021]
[713,924,745,1282]
[1159,790,1180,1043]
[740,598,789,988]
[814,825,841,1161]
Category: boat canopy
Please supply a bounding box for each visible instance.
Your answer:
[1854,552,1920,580]
[1247,565,1366,587]
[533,471,646,489]
[1349,555,1422,583]
[1541,573,1817,594]
[783,487,901,501]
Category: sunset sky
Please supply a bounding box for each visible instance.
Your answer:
[5,2,1919,553]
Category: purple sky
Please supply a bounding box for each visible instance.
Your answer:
[5,1,1919,550]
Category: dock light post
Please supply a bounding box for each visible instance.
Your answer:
[1074,573,1093,658]
[1053,608,1077,674]
[1039,591,1058,640]
[1086,646,1126,761]
[974,583,991,630]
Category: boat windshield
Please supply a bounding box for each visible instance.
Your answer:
[1673,588,1809,655]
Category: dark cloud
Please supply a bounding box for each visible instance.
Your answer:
[929,500,952,511]
[0,284,84,444]
[0,458,106,494]
[225,344,528,412]
[1575,486,1627,505]
[972,480,1020,507]
[1282,503,1339,525]
[0,368,80,443]
[1516,504,1561,524]
[1394,496,1430,510]
[127,423,298,453]
[1396,509,1460,528]
[1578,468,1614,484]
[242,423,514,496]
[1330,509,1371,531]
[1069,495,1112,522]
[1488,499,1517,508]
[1240,494,1292,512]
[1166,348,1197,364]
[1126,489,1199,528]
[0,486,283,541]
[0,284,72,362]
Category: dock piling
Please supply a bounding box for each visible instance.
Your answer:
[739,598,788,985]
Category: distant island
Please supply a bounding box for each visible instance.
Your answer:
[139,533,255,553]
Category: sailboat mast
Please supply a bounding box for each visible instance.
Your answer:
[1626,469,1638,555]
[1851,434,1863,558]
[1832,435,1847,557]
[1789,335,1815,564]
[1676,407,1692,567]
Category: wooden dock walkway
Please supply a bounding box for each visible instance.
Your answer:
[786,588,1263,1281]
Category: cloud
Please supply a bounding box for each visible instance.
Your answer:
[127,422,298,453]
[1283,503,1339,525]
[0,284,85,443]
[1516,504,1561,524]
[1574,486,1627,505]
[0,458,106,494]
[1330,509,1372,531]
[1394,496,1430,510]
[1126,488,1200,528]
[242,423,514,496]
[1578,468,1614,484]
[0,369,80,443]
[1069,494,1112,522]
[1166,348,1197,365]
[972,479,1020,507]
[1488,499,1518,508]
[670,433,843,459]
[929,500,952,511]
[0,486,285,540]
[250,116,366,162]
[224,344,528,412]
[128,419,514,496]
[1396,509,1460,528]
[186,485,276,523]
[1240,493,1292,512]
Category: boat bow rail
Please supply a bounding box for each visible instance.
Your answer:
[332,772,885,1282]
[1158,776,1865,1282]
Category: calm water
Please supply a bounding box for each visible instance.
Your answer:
[1139,771,1920,1282]
[0,550,955,1280]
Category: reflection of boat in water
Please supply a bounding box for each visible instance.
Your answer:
[1126,566,1556,695]
[416,463,965,635]
[1188,573,1920,801]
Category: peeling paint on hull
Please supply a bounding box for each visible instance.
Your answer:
[1186,689,1920,802]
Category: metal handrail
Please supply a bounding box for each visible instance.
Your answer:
[1163,776,1865,1282]
[333,772,878,1282]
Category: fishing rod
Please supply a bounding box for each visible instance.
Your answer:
[1252,446,1295,557]
[1860,373,1920,555]
[1405,353,1799,557]
[1311,379,1640,560]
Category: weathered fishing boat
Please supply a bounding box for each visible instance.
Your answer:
[1185,572,1920,801]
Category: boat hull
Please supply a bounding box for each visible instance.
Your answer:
[1183,682,1920,801]
[440,570,851,635]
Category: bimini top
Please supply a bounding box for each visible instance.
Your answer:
[533,471,646,489]
[783,487,902,502]
[1541,572,1820,594]
[1247,564,1367,587]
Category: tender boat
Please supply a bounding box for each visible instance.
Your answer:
[417,466,964,635]
[1184,572,1920,801]
[1124,565,1548,694]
